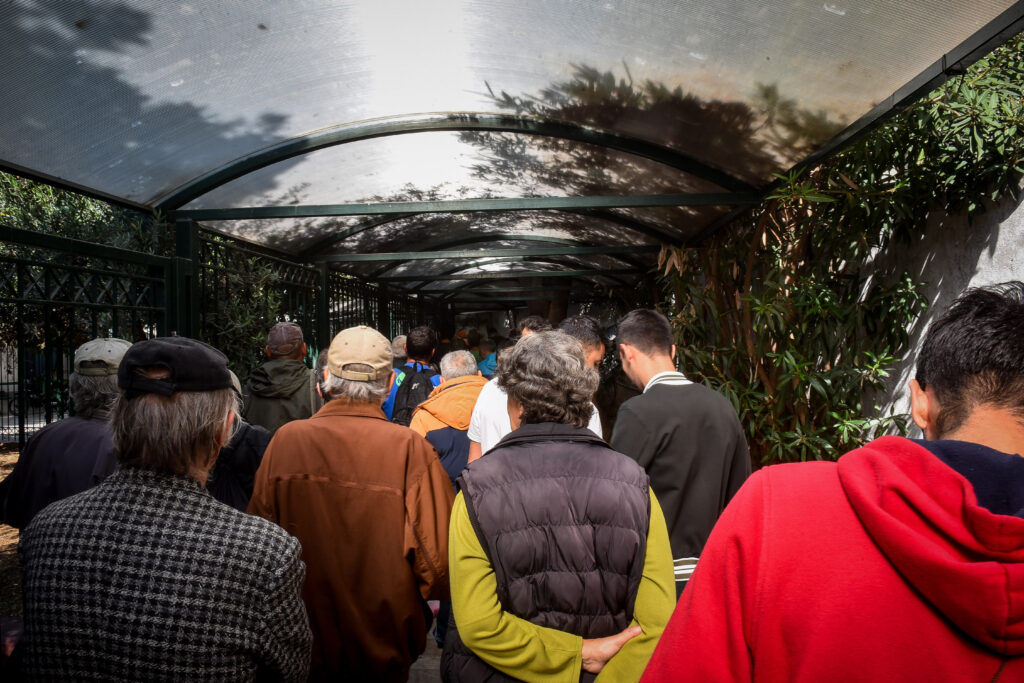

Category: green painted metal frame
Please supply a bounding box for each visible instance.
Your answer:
[409,257,634,289]
[172,192,760,222]
[366,234,648,281]
[154,112,759,210]
[436,277,600,298]
[321,244,658,262]
[0,225,168,268]
[299,213,418,258]
[378,267,641,282]
[298,207,679,259]
[412,257,623,284]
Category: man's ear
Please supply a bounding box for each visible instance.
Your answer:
[300,343,308,359]
[476,370,482,377]
[264,346,272,359]
[618,343,633,364]
[670,344,677,360]
[386,370,396,392]
[909,379,939,439]
[438,376,447,385]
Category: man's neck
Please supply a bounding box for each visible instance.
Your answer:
[941,405,1024,457]
[407,358,431,366]
[634,356,679,389]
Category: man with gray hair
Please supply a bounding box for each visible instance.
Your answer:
[411,350,488,485]
[249,325,454,682]
[392,334,408,368]
[0,337,129,529]
[18,336,311,679]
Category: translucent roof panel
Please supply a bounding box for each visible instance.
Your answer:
[205,209,667,259]
[347,250,637,282]
[185,130,729,208]
[0,0,1017,212]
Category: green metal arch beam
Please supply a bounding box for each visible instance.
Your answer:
[362,233,647,279]
[404,260,635,293]
[173,192,757,221]
[299,206,677,259]
[379,267,641,282]
[153,112,758,210]
[410,256,633,291]
[323,244,658,263]
[299,213,417,258]
[431,276,594,299]
[406,256,634,292]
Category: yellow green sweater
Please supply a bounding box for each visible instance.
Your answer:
[449,488,675,682]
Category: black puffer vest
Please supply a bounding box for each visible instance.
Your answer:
[441,422,650,683]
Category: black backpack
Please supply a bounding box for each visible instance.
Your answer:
[391,364,437,426]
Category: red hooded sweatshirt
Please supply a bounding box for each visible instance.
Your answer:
[641,436,1024,681]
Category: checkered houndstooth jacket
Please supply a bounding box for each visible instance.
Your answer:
[18,466,311,681]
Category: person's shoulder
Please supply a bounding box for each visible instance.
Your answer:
[20,482,103,540]
[616,390,650,419]
[593,443,650,482]
[242,420,272,441]
[25,415,88,440]
[649,381,737,413]
[475,378,506,407]
[267,413,313,440]
[201,495,302,564]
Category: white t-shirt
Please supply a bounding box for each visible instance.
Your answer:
[467,378,603,454]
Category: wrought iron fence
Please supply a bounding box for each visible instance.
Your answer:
[0,222,440,446]
[195,230,322,379]
[0,225,170,446]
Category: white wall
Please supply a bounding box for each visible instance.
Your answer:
[880,193,1024,434]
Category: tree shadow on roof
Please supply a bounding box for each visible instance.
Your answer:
[0,0,293,207]
[459,63,845,195]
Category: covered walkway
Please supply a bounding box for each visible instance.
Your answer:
[2,0,1022,317]
[0,1,1022,449]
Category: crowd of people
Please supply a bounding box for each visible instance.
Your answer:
[0,281,1022,681]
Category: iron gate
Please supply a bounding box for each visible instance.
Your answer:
[0,225,171,447]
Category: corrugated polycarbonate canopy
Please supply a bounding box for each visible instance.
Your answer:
[2,0,1022,304]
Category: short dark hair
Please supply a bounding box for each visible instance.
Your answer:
[498,331,597,428]
[616,309,673,356]
[405,325,436,361]
[516,315,552,335]
[916,281,1024,436]
[557,315,608,353]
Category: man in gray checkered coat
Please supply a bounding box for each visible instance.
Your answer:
[16,337,312,681]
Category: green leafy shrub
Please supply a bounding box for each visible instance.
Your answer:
[660,35,1024,465]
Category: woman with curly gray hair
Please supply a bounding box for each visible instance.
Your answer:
[442,331,675,682]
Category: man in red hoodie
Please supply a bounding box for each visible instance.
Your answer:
[641,281,1024,682]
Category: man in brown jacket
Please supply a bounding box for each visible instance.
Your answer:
[249,325,454,682]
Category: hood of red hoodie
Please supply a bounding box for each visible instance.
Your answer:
[838,436,1024,655]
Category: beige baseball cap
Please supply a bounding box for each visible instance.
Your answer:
[74,337,132,376]
[328,326,393,381]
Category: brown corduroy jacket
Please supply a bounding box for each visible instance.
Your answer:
[248,399,454,682]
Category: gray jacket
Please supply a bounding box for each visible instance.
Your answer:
[18,466,312,681]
